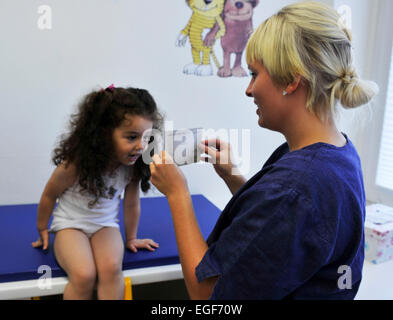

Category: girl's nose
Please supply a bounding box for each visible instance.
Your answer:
[136,139,145,151]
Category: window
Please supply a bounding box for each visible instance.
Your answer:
[376,44,393,191]
[357,0,393,206]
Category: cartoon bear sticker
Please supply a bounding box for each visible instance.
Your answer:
[205,0,260,77]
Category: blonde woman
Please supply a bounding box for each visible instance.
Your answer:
[150,2,378,299]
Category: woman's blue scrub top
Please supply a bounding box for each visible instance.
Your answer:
[196,134,365,299]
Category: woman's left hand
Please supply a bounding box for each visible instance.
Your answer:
[149,151,189,197]
[127,238,159,253]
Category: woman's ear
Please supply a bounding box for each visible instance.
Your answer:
[284,75,302,95]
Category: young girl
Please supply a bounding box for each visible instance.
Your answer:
[32,85,163,300]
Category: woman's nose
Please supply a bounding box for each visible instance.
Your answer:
[245,83,253,97]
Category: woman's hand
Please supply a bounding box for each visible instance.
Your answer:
[127,238,159,253]
[199,139,246,195]
[149,151,189,197]
[199,138,236,179]
[32,228,49,251]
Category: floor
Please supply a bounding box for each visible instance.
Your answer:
[356,259,393,300]
[38,279,189,300]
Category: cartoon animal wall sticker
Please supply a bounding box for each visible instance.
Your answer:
[176,0,226,76]
[177,0,260,78]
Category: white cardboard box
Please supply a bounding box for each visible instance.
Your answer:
[365,204,393,264]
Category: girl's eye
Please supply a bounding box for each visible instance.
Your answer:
[127,136,137,141]
[250,72,257,78]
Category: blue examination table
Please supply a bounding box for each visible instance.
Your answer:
[0,194,221,299]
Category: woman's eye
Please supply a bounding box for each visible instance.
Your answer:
[250,72,257,78]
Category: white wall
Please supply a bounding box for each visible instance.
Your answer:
[0,0,380,210]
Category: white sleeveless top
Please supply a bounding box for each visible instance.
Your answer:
[49,165,131,236]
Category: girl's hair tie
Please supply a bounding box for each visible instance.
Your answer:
[101,84,115,92]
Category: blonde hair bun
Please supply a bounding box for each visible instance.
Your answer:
[337,71,379,109]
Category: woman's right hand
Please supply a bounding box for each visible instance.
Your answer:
[199,139,247,195]
[199,139,235,179]
[32,229,49,251]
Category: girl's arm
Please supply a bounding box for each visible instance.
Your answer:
[32,162,77,250]
[123,178,158,252]
[123,179,141,244]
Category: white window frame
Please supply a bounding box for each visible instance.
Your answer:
[358,0,393,206]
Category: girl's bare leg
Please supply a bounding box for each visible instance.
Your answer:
[90,227,124,300]
[54,229,97,300]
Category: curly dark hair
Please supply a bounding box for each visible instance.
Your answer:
[52,86,163,207]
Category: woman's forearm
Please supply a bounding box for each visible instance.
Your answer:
[222,174,247,195]
[167,191,216,299]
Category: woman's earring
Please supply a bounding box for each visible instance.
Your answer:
[283,90,288,96]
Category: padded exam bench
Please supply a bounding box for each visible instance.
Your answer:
[0,194,220,299]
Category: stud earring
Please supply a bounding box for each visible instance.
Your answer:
[283,90,288,96]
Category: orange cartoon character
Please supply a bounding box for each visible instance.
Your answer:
[177,0,226,76]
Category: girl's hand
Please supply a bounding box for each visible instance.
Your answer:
[199,139,236,179]
[32,229,49,251]
[149,151,189,197]
[127,238,159,253]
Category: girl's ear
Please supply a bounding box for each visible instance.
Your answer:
[284,75,302,95]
